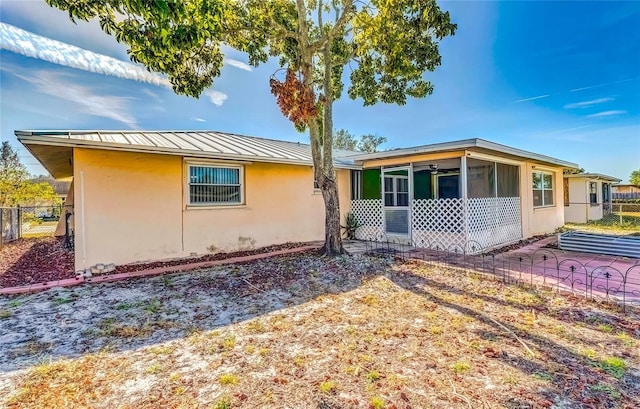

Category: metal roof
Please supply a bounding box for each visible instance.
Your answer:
[350,138,580,169]
[564,173,621,182]
[16,130,361,178]
[17,130,581,179]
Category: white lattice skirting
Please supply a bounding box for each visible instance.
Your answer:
[350,197,522,252]
[351,199,384,240]
[468,197,522,250]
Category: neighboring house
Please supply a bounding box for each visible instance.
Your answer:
[30,176,72,203]
[563,173,621,224]
[612,184,640,200]
[18,130,578,271]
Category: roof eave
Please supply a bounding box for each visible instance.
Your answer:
[564,173,622,182]
[17,134,360,170]
[351,138,579,169]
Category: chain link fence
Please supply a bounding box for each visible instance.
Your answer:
[0,205,74,249]
[0,208,20,246]
[603,202,640,227]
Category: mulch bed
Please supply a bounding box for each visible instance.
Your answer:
[0,239,313,289]
[1,234,562,289]
[485,234,552,255]
[0,237,74,288]
[112,242,312,274]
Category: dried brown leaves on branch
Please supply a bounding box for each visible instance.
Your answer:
[269,69,318,129]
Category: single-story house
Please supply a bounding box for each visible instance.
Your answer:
[563,173,621,224]
[18,130,578,271]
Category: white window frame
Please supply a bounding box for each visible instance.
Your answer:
[532,170,554,208]
[384,174,410,207]
[186,162,244,206]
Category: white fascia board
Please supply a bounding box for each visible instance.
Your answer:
[350,138,579,169]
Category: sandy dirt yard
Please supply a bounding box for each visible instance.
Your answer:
[0,252,638,408]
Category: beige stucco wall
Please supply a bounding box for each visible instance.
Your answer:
[588,182,604,221]
[522,162,565,237]
[564,178,588,224]
[564,178,608,224]
[73,148,351,271]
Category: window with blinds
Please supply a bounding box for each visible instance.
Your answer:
[188,164,243,205]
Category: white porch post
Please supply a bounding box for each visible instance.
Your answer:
[409,162,414,244]
[460,155,468,244]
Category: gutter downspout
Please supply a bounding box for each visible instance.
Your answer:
[80,171,86,266]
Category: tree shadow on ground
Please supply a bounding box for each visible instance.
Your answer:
[385,259,640,408]
[1,252,638,408]
[0,251,384,373]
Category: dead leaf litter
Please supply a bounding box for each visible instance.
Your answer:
[0,253,638,409]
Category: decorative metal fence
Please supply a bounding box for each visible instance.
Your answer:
[357,238,640,311]
[350,197,522,253]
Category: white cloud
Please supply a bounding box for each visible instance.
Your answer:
[204,90,228,107]
[192,117,206,122]
[224,58,252,72]
[564,98,614,109]
[514,94,550,103]
[587,110,627,118]
[13,69,138,127]
[0,0,128,59]
[0,22,228,106]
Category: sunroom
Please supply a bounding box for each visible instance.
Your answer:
[348,139,576,253]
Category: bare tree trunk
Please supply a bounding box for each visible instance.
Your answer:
[318,28,343,255]
[296,0,344,255]
[320,176,344,255]
[308,116,344,256]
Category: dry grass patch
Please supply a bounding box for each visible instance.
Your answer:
[1,254,638,408]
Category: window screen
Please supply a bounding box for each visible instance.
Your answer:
[188,165,242,205]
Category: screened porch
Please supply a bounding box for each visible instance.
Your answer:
[350,155,523,253]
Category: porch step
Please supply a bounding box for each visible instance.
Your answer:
[558,231,640,258]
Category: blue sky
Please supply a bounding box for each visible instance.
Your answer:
[1,0,638,181]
